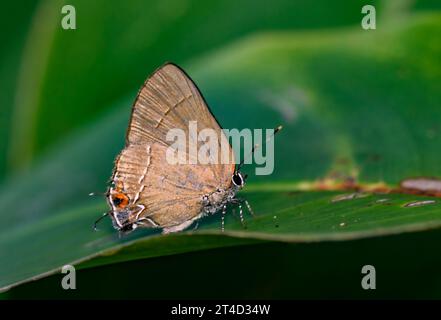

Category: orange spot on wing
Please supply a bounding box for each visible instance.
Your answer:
[112,192,129,209]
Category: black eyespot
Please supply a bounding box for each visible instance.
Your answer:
[111,193,129,208]
[232,173,243,186]
[113,197,123,206]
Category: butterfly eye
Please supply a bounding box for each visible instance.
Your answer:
[112,193,129,209]
[232,173,244,186]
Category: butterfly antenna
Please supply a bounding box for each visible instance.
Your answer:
[236,125,283,172]
[93,212,109,231]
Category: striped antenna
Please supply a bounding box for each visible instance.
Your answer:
[236,125,283,172]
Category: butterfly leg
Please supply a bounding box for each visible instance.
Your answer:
[244,199,255,217]
[238,202,247,229]
[221,204,227,232]
[135,204,146,220]
[230,207,243,224]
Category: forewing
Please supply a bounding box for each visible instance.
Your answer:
[126,63,235,186]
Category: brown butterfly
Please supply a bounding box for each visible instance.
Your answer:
[94,63,277,234]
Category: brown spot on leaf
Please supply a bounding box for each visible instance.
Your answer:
[400,177,441,197]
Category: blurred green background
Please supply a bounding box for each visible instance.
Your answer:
[1,0,441,298]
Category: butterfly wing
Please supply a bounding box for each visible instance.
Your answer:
[114,142,221,228]
[126,63,235,187]
[109,63,235,230]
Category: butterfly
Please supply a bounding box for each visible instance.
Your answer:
[94,63,278,234]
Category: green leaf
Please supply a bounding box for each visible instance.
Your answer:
[1,12,441,292]
[0,1,40,181]
[2,190,441,292]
